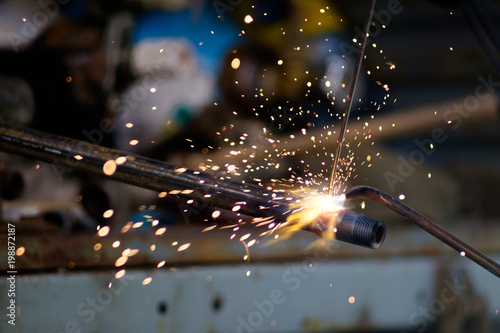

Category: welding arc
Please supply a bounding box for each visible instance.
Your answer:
[345,185,500,279]
[0,121,384,249]
[327,0,377,195]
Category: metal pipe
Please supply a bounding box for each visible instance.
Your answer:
[0,121,384,248]
[310,209,386,249]
[345,185,500,278]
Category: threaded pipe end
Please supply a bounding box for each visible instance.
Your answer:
[335,209,386,249]
[351,214,386,249]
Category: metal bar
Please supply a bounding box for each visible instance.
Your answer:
[345,185,500,278]
[0,121,282,217]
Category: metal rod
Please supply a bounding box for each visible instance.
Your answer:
[0,121,384,248]
[0,121,278,218]
[345,185,500,278]
[327,0,376,195]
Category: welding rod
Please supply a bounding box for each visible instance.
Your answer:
[0,121,385,248]
[345,185,500,278]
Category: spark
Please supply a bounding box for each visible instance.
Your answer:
[16,247,25,256]
[115,256,128,267]
[103,160,117,176]
[103,209,114,218]
[121,222,132,233]
[124,249,139,256]
[240,233,251,241]
[202,225,218,232]
[244,15,253,24]
[115,156,127,165]
[177,243,191,252]
[115,269,126,279]
[155,227,166,236]
[98,226,110,237]
[231,58,240,69]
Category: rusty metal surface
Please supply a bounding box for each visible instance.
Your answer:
[1,221,500,272]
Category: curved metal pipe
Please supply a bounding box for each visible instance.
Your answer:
[345,185,500,278]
